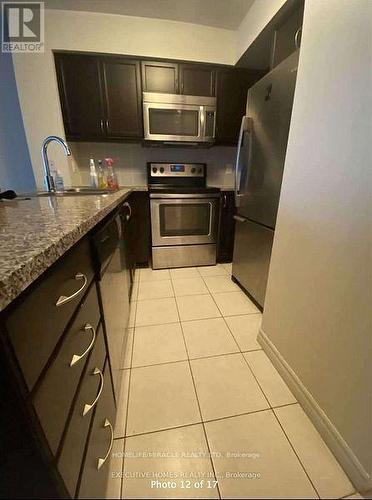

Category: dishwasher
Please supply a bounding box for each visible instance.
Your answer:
[92,204,131,402]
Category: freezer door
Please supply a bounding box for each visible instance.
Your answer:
[238,50,299,228]
[232,217,274,309]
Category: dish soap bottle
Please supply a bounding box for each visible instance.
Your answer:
[105,157,119,190]
[89,159,98,189]
[97,159,107,189]
[49,161,64,191]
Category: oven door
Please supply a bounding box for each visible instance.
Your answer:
[150,196,219,246]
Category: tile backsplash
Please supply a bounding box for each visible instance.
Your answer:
[68,142,236,188]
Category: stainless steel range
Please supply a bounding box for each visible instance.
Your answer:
[148,163,220,269]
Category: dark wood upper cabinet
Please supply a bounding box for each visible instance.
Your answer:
[141,60,179,93]
[55,52,265,145]
[101,58,143,139]
[272,5,303,68]
[215,68,265,145]
[55,53,143,141]
[179,64,216,96]
[55,54,104,140]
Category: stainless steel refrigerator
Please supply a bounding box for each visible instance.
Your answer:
[232,50,299,309]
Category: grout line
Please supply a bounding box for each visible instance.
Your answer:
[272,411,321,499]
[168,276,222,500]
[120,267,311,499]
[200,274,243,354]
[120,404,301,440]
[134,314,223,328]
[199,277,321,498]
[240,351,321,499]
[118,347,263,372]
[119,276,139,500]
[340,492,359,499]
[129,357,189,370]
[125,421,203,440]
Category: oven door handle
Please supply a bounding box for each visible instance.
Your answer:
[207,202,213,237]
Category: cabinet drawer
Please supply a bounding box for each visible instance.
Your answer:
[77,361,116,499]
[33,283,100,456]
[6,238,94,390]
[58,324,106,497]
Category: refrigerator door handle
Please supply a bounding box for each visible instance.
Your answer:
[234,116,252,206]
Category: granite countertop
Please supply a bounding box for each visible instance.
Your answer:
[0,188,135,312]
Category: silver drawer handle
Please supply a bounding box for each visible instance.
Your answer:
[123,201,132,221]
[97,418,114,470]
[56,273,88,307]
[83,367,104,416]
[294,27,302,49]
[70,323,96,367]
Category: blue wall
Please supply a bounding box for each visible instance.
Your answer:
[0,48,36,192]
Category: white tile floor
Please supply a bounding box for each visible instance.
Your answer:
[107,263,359,499]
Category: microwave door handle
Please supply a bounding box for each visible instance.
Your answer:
[199,107,205,139]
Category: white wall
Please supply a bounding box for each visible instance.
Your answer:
[0,49,35,192]
[261,0,372,487]
[68,142,236,188]
[12,9,236,189]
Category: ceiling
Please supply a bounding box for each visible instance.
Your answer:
[44,0,254,30]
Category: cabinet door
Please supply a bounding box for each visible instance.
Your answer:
[141,61,179,93]
[180,64,216,96]
[126,192,151,267]
[217,191,236,263]
[215,68,264,145]
[77,360,116,499]
[55,54,104,140]
[33,284,101,456]
[272,6,303,68]
[57,324,106,497]
[101,58,143,139]
[6,238,94,391]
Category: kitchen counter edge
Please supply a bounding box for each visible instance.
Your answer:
[0,188,140,312]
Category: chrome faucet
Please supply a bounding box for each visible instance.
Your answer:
[41,135,71,192]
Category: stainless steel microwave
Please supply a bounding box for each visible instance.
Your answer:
[143,92,216,144]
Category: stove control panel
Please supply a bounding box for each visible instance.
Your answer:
[149,163,205,177]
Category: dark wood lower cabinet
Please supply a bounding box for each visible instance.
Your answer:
[217,191,236,263]
[0,205,131,499]
[6,238,94,392]
[126,191,151,268]
[58,324,106,497]
[33,283,101,456]
[77,360,116,499]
